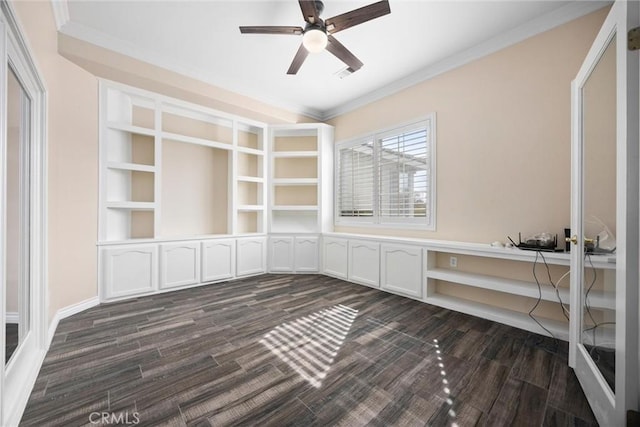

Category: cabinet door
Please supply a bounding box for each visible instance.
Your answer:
[269,237,294,272]
[237,237,266,276]
[323,237,348,279]
[348,240,380,288]
[202,239,235,282]
[160,242,201,289]
[294,236,319,272]
[380,244,423,299]
[101,244,158,299]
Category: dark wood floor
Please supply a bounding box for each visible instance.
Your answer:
[20,274,597,426]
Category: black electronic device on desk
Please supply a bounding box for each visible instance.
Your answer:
[508,232,563,252]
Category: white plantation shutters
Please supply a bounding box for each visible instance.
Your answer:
[336,115,435,229]
[338,139,375,219]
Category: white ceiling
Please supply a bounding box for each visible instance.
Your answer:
[60,0,609,120]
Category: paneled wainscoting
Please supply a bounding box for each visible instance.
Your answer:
[20,274,596,426]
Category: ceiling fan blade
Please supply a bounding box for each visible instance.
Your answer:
[239,26,303,35]
[299,0,320,24]
[326,35,363,72]
[325,0,390,34]
[287,44,309,75]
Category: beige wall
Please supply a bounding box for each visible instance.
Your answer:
[329,8,610,245]
[13,1,99,324]
[160,141,229,236]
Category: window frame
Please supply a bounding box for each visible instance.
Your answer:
[334,114,436,230]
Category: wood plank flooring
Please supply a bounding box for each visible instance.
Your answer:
[20,274,597,426]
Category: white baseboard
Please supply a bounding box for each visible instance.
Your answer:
[6,311,19,324]
[47,296,100,348]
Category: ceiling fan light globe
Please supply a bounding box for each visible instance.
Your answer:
[303,28,328,53]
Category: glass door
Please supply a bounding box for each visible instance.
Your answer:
[5,65,31,366]
[569,1,639,425]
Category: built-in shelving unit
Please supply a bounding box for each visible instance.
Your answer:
[99,81,268,300]
[321,232,616,340]
[268,124,333,235]
[266,125,333,274]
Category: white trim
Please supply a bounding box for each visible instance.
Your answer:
[46,297,100,348]
[321,1,611,120]
[55,2,608,121]
[5,312,18,324]
[50,0,70,31]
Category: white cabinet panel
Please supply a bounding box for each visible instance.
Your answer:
[380,244,423,299]
[348,240,380,288]
[237,237,266,276]
[323,237,348,279]
[160,242,201,289]
[102,245,158,299]
[269,237,294,272]
[295,236,319,272]
[202,239,235,282]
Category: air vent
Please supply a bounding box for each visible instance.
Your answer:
[335,67,355,79]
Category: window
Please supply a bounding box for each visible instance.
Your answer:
[336,115,436,229]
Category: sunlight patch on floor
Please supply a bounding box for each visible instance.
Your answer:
[260,304,358,388]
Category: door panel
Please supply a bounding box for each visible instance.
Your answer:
[570,2,639,425]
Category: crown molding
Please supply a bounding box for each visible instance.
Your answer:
[50,0,70,31]
[59,21,324,121]
[55,0,611,122]
[319,1,612,121]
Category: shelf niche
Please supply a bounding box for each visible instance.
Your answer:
[160,139,229,237]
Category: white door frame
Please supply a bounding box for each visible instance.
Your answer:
[0,2,48,426]
[569,1,639,425]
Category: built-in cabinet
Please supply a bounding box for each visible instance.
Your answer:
[201,239,235,282]
[98,81,273,301]
[268,235,319,273]
[100,235,265,301]
[160,242,201,289]
[101,244,158,300]
[321,233,616,340]
[322,237,348,279]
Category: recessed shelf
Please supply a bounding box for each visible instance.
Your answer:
[236,146,265,156]
[427,268,571,306]
[107,162,156,173]
[272,151,318,158]
[237,175,264,183]
[106,121,156,136]
[162,131,232,151]
[106,201,156,210]
[425,294,569,340]
[272,178,318,185]
[271,205,318,211]
[237,205,265,211]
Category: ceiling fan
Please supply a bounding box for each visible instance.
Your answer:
[239,0,391,75]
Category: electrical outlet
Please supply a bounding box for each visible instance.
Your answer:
[450,256,457,268]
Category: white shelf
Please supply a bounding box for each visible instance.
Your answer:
[272,178,318,186]
[161,131,233,151]
[236,146,265,156]
[272,151,318,158]
[271,205,318,211]
[107,162,155,173]
[427,268,571,305]
[106,201,155,210]
[425,294,569,340]
[106,121,156,136]
[237,205,265,212]
[237,175,264,183]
